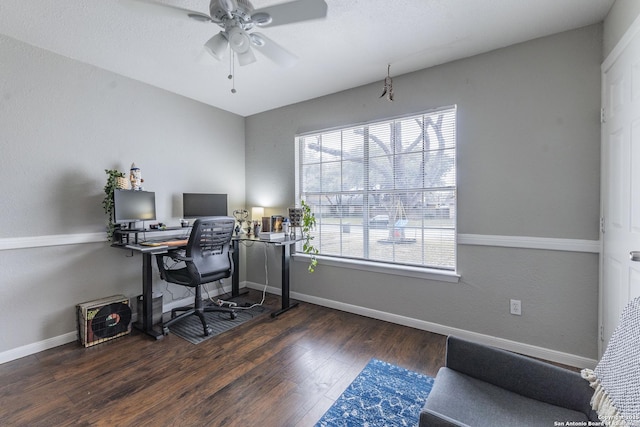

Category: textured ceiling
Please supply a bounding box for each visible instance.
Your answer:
[0,0,614,116]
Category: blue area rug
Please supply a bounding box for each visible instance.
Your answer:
[316,359,434,427]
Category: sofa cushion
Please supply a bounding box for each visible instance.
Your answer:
[421,367,590,427]
[445,336,596,418]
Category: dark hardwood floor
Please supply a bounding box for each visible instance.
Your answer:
[0,290,447,427]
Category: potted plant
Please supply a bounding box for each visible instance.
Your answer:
[300,200,318,272]
[103,169,126,241]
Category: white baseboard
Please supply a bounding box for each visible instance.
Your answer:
[244,281,598,369]
[0,332,78,365]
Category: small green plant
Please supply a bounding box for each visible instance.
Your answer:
[301,199,318,272]
[103,169,125,241]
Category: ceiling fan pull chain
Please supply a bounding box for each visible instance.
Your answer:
[227,51,237,94]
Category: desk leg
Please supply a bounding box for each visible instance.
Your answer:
[232,239,240,297]
[133,252,164,340]
[271,243,299,317]
[231,239,249,299]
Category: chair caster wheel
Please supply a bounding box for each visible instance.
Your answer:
[163,327,170,336]
[230,312,237,320]
[205,326,213,336]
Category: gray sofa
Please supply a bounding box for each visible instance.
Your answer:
[420,336,598,426]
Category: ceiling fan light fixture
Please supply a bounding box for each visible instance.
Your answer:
[228,27,251,54]
[236,47,257,66]
[204,32,229,60]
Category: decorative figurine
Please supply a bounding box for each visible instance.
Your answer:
[233,209,249,235]
[130,163,143,190]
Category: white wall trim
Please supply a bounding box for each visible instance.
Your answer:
[1,232,600,254]
[0,232,107,251]
[245,281,598,369]
[458,234,600,253]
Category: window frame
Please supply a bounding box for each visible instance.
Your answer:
[294,106,459,280]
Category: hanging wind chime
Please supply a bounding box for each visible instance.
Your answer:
[380,64,394,101]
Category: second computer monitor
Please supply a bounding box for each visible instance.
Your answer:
[182,193,228,219]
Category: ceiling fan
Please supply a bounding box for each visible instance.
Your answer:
[131,0,328,68]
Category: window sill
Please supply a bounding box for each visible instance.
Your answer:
[292,253,460,283]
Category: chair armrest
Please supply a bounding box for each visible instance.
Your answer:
[444,336,596,418]
[170,252,193,262]
[154,250,191,281]
[159,249,192,263]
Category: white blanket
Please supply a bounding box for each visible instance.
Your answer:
[582,297,640,427]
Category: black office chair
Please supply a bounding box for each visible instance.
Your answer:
[155,216,237,337]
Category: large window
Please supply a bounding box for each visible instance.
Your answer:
[295,105,457,271]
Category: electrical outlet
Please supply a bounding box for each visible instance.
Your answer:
[510,299,522,316]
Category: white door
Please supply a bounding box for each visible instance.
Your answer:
[601,18,640,356]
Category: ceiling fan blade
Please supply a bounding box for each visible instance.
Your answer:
[236,48,257,66]
[250,33,298,68]
[251,0,328,27]
[123,0,211,22]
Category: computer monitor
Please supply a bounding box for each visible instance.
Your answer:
[113,189,157,224]
[182,193,228,218]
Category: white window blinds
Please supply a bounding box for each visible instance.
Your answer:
[296,105,457,270]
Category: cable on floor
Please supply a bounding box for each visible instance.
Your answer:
[212,242,269,310]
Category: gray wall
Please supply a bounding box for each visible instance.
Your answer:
[0,34,245,355]
[603,0,640,57]
[245,25,603,360]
